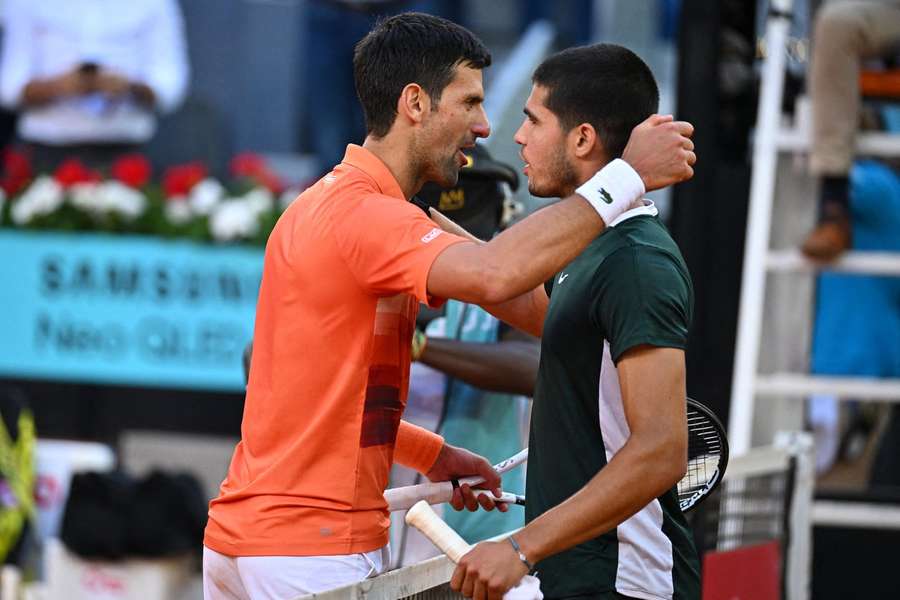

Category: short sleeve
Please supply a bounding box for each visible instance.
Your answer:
[331,194,468,306]
[590,246,692,363]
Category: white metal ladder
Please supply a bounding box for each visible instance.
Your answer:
[728,0,900,529]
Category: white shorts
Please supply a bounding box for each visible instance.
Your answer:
[202,545,389,600]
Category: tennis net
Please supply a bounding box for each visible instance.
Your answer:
[297,431,814,600]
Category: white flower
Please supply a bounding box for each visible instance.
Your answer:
[189,178,225,215]
[164,197,192,225]
[243,187,274,214]
[69,182,102,213]
[99,181,146,220]
[279,187,302,210]
[209,198,260,242]
[11,176,64,225]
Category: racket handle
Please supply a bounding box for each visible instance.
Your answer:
[385,475,483,512]
[406,500,472,563]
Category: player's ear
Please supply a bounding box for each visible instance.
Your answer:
[572,123,600,159]
[398,83,431,125]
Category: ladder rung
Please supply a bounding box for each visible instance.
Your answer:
[755,374,900,400]
[813,501,900,530]
[766,249,900,275]
[776,129,900,157]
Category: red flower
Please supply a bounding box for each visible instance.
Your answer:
[230,152,283,193]
[230,152,267,177]
[0,147,33,196]
[162,162,207,198]
[111,154,152,188]
[53,158,102,188]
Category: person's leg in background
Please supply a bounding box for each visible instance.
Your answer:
[521,0,593,47]
[804,0,900,260]
[301,2,372,177]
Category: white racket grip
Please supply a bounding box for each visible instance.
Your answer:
[385,475,483,512]
[406,501,544,600]
[406,500,471,563]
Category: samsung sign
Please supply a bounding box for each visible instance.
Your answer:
[0,231,262,392]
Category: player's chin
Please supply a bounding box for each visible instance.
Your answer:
[436,164,460,188]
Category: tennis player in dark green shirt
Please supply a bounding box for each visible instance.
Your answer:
[449,44,701,600]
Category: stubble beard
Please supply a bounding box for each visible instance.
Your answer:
[528,147,579,198]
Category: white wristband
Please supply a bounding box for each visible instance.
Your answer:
[575,158,645,227]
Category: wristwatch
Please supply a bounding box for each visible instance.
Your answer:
[507,535,534,572]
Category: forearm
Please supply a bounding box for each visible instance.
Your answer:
[474,196,605,302]
[419,338,539,396]
[427,207,547,334]
[479,286,548,337]
[515,437,684,563]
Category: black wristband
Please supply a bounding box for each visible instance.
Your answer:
[410,196,432,217]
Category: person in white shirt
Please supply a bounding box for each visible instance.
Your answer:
[0,0,190,170]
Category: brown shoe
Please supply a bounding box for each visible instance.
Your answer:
[801,217,852,261]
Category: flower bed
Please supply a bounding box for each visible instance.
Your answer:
[0,149,301,245]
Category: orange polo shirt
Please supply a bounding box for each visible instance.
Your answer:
[204,145,467,556]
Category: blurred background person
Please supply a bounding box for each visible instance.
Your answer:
[301,0,444,176]
[801,0,900,259]
[0,0,189,172]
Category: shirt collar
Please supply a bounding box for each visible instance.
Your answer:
[340,144,406,200]
[608,199,658,227]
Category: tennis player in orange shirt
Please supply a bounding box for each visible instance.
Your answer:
[203,12,695,599]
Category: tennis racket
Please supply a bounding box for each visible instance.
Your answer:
[388,399,728,514]
[406,500,544,600]
[385,448,528,512]
[679,398,729,512]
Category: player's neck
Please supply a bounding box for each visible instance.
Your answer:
[567,157,611,197]
[362,135,419,200]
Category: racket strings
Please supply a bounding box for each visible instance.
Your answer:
[679,403,728,511]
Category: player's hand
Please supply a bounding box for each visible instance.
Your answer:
[451,540,529,600]
[425,443,507,513]
[621,114,696,191]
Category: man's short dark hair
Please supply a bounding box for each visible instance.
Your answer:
[353,12,491,138]
[532,44,659,160]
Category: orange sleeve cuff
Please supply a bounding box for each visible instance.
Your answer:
[394,420,444,474]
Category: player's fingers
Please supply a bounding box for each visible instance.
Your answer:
[496,500,509,513]
[450,487,465,511]
[476,492,496,512]
[672,120,694,137]
[461,569,476,598]
[682,137,694,151]
[474,459,501,491]
[686,150,697,167]
[473,576,487,600]
[450,564,466,592]
[460,484,479,512]
[487,577,506,600]
[648,113,674,125]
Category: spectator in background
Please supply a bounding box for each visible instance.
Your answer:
[302,1,443,176]
[0,0,189,172]
[521,0,593,47]
[802,0,900,260]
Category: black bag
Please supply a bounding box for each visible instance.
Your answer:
[61,469,206,560]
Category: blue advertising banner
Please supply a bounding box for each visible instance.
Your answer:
[0,231,262,392]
